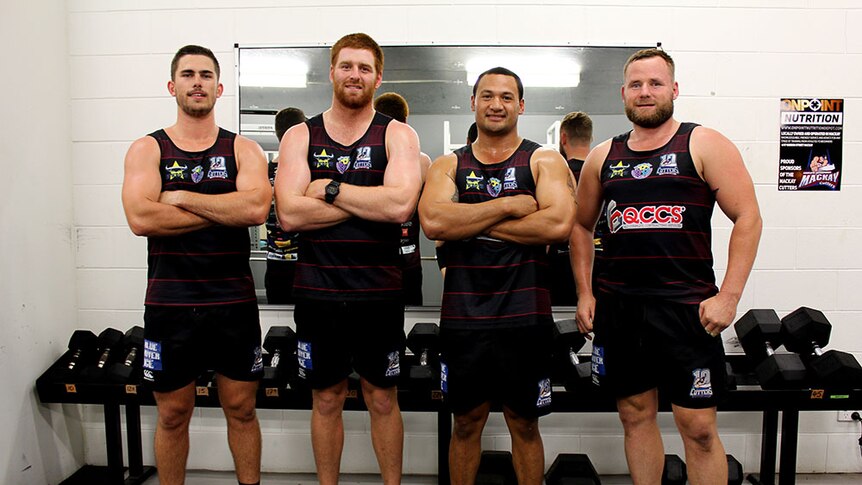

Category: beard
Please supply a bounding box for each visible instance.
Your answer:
[334,82,375,109]
[625,98,674,129]
[177,93,215,118]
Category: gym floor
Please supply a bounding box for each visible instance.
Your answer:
[140,471,862,484]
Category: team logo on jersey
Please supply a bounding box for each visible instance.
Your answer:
[314,149,333,168]
[631,162,653,180]
[336,156,351,174]
[191,165,204,183]
[354,146,372,169]
[607,199,686,233]
[465,170,483,190]
[503,167,518,190]
[207,156,228,179]
[657,154,679,175]
[385,351,401,377]
[608,161,629,178]
[689,368,713,398]
[487,177,502,197]
[143,339,162,372]
[536,378,552,407]
[166,161,187,180]
[250,346,263,373]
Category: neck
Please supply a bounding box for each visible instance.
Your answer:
[564,145,590,161]
[328,97,376,124]
[473,130,522,163]
[629,118,680,147]
[171,109,219,140]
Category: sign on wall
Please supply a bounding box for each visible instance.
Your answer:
[778,98,843,191]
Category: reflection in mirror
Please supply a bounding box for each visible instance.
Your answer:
[237,44,648,307]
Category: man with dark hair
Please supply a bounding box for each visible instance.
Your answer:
[122,44,270,485]
[274,33,421,485]
[572,48,762,485]
[373,92,432,306]
[466,122,478,145]
[264,107,307,304]
[419,67,575,485]
[549,111,596,305]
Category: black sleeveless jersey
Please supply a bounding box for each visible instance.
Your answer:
[598,122,718,303]
[145,128,255,306]
[265,158,299,261]
[400,212,421,270]
[293,112,401,301]
[441,139,552,329]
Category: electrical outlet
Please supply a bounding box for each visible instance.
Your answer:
[837,411,861,422]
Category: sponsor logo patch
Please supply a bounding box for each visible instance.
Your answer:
[336,156,351,174]
[487,177,502,197]
[591,345,605,386]
[631,162,653,180]
[251,346,263,373]
[297,340,313,373]
[465,170,483,190]
[607,199,686,233]
[536,378,552,407]
[314,149,333,168]
[385,351,401,377]
[657,154,679,175]
[503,167,518,190]
[608,161,629,178]
[354,146,372,169]
[166,161,187,180]
[440,362,448,393]
[207,156,228,179]
[143,339,162,372]
[191,165,204,183]
[690,368,714,398]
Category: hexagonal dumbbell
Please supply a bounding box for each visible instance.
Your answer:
[552,318,591,392]
[406,322,440,385]
[80,328,125,381]
[734,309,807,390]
[56,330,98,378]
[108,326,145,383]
[262,326,297,384]
[781,307,862,389]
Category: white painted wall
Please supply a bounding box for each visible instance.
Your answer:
[58,0,862,478]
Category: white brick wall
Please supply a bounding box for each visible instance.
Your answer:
[63,0,862,477]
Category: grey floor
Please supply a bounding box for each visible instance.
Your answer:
[140,470,862,484]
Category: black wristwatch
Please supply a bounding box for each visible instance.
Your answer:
[324,180,341,204]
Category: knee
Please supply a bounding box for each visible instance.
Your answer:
[678,418,719,452]
[618,401,657,430]
[503,409,540,441]
[364,388,398,417]
[222,397,258,425]
[452,411,488,441]
[157,402,194,432]
[313,387,348,417]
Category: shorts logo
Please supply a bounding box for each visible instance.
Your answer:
[631,162,653,180]
[465,171,483,191]
[690,368,713,398]
[250,346,263,373]
[657,154,679,175]
[143,369,154,381]
[608,161,629,178]
[607,199,685,233]
[385,351,400,377]
[536,378,552,408]
[143,339,162,372]
[503,167,518,190]
[487,177,502,197]
[207,156,228,179]
[336,155,351,174]
[591,345,605,386]
[191,165,204,183]
[166,161,187,180]
[314,149,333,168]
[354,146,372,169]
[440,362,448,394]
[297,340,313,376]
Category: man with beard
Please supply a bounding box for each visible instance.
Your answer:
[419,67,575,485]
[121,45,270,485]
[274,33,421,485]
[571,48,762,485]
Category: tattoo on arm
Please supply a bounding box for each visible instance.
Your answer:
[450,187,459,203]
[566,176,576,199]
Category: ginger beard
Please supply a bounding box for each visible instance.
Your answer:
[625,95,674,129]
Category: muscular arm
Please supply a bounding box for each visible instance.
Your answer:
[305,121,423,224]
[571,141,611,334]
[418,154,538,241]
[693,127,763,334]
[274,123,352,232]
[485,148,576,245]
[121,136,212,237]
[159,135,271,227]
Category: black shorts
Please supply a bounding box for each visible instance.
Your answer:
[403,265,423,306]
[590,294,727,409]
[265,259,298,304]
[440,325,554,419]
[547,245,576,306]
[142,302,263,393]
[294,299,406,390]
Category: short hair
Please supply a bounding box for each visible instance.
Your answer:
[171,45,220,81]
[374,92,409,123]
[472,66,524,100]
[466,123,478,145]
[560,111,593,145]
[623,48,675,79]
[274,107,307,142]
[331,33,384,75]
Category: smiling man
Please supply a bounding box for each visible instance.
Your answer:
[418,67,575,485]
[121,44,270,485]
[274,33,422,485]
[571,48,762,485]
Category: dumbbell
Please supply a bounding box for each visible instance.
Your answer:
[80,328,125,381]
[57,330,99,377]
[734,309,807,390]
[107,326,144,383]
[552,319,591,391]
[406,322,440,386]
[727,454,744,485]
[262,326,297,383]
[780,307,862,389]
[476,450,517,485]
[545,453,601,485]
[662,454,686,485]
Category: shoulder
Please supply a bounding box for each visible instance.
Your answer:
[234,135,267,164]
[690,125,740,160]
[430,152,458,176]
[386,119,419,142]
[125,135,160,160]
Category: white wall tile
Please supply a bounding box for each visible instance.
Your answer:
[73,185,125,226]
[824,312,862,353]
[76,227,147,269]
[715,53,861,99]
[72,142,130,186]
[77,268,147,310]
[825,433,862,472]
[794,433,829,472]
[752,228,797,271]
[796,229,862,269]
[751,270,838,312]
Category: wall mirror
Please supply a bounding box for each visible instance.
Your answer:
[237,44,649,307]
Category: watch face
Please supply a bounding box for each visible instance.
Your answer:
[326,185,338,195]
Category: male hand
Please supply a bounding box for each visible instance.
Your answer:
[306,178,332,201]
[699,291,739,337]
[158,190,183,206]
[575,294,596,335]
[504,194,539,219]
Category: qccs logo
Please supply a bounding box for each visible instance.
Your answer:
[608,201,685,233]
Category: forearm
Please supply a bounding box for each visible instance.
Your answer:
[126,201,212,237]
[570,223,596,299]
[172,189,269,227]
[277,195,351,232]
[421,199,515,241]
[718,213,763,298]
[333,183,416,224]
[485,209,570,245]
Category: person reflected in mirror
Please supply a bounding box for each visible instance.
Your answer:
[274,33,422,485]
[571,48,762,485]
[418,67,576,485]
[121,44,270,485]
[264,107,307,304]
[373,92,432,306]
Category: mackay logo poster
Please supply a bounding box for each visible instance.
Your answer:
[779,98,843,191]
